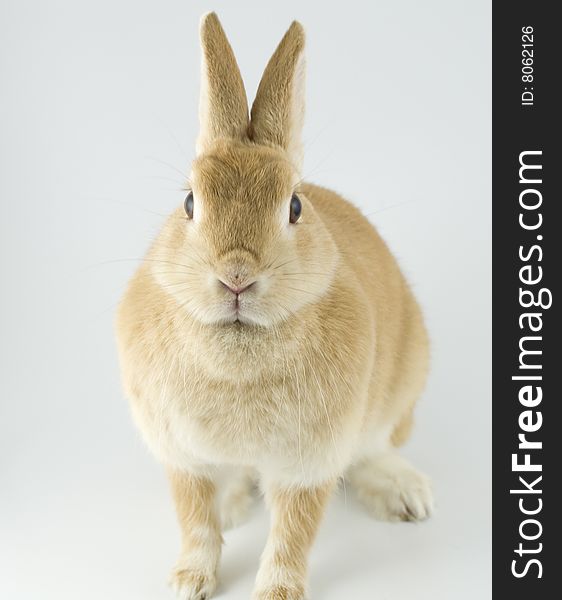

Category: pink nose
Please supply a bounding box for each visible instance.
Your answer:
[219,280,255,295]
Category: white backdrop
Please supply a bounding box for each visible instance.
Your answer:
[0,1,491,598]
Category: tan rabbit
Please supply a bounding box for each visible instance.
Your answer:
[116,12,432,600]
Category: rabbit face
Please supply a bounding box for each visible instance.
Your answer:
[147,14,338,330]
[150,141,337,328]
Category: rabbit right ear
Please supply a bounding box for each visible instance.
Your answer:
[196,13,249,154]
[249,22,306,171]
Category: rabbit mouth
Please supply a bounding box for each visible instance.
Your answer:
[219,301,253,326]
[229,307,255,326]
[217,279,261,325]
[220,297,271,327]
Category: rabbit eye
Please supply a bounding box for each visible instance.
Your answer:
[289,193,302,224]
[184,191,194,219]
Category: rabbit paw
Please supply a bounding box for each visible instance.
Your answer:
[171,567,217,600]
[351,453,433,522]
[252,585,306,600]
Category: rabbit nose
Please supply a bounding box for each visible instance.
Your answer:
[219,279,256,295]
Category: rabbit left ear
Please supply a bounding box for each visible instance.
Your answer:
[249,21,306,171]
[197,13,249,154]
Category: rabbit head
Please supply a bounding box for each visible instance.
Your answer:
[150,13,338,328]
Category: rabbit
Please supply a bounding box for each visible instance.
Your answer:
[116,12,432,600]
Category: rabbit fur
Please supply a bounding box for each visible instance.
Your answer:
[116,12,432,600]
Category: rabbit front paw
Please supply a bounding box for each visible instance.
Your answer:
[171,566,217,600]
[252,585,306,600]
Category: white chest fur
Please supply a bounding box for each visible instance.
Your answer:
[129,347,363,486]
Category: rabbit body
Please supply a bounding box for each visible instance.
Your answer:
[118,178,427,485]
[116,13,431,600]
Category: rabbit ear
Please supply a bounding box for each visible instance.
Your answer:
[197,13,249,154]
[249,21,306,171]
